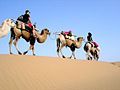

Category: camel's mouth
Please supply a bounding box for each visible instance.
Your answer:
[48,32,51,35]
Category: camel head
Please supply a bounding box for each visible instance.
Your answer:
[43,28,50,35]
[5,19,15,27]
[77,37,84,42]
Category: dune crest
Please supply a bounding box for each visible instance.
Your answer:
[0,54,120,90]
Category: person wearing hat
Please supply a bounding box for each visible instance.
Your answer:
[22,10,35,37]
[87,32,99,50]
[87,32,93,42]
[23,10,31,24]
[17,10,32,30]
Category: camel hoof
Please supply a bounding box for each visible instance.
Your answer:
[96,58,99,61]
[88,57,92,60]
[10,52,13,54]
[69,56,72,59]
[18,51,22,55]
[87,57,90,60]
[33,54,35,56]
[23,51,28,55]
[62,55,66,58]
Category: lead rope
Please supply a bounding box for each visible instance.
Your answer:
[49,32,60,40]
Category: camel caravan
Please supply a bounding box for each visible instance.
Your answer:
[0,10,100,60]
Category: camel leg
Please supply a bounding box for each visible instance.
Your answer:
[59,44,66,58]
[31,45,35,56]
[56,38,61,58]
[86,51,92,60]
[23,47,30,55]
[9,38,13,54]
[57,48,60,58]
[69,55,72,59]
[23,50,29,55]
[69,52,74,59]
[56,38,66,58]
[57,43,65,58]
[23,45,35,56]
[57,46,64,58]
[72,51,76,59]
[57,44,65,58]
[13,38,22,55]
[69,51,76,59]
[86,51,89,60]
[69,44,76,59]
[96,51,99,61]
[93,53,96,60]
[23,44,32,55]
[94,50,99,61]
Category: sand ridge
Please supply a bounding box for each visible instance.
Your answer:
[0,54,120,90]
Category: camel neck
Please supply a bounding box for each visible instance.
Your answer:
[2,22,10,31]
[76,40,83,48]
[36,32,48,43]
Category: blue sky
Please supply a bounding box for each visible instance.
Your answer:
[0,0,120,62]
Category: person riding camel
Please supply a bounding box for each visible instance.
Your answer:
[87,32,99,48]
[16,10,34,37]
[87,32,93,42]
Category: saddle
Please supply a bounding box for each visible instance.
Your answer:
[88,41,98,48]
[92,41,99,47]
[25,24,33,32]
[16,20,33,32]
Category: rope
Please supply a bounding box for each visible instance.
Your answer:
[49,32,59,40]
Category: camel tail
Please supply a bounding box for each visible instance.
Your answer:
[10,28,15,40]
[56,38,60,52]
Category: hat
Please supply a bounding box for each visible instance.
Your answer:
[88,32,92,36]
[25,10,30,14]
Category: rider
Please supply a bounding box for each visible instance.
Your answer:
[17,10,34,36]
[23,10,33,30]
[87,32,99,49]
[87,32,93,42]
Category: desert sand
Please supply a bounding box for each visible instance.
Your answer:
[0,54,120,90]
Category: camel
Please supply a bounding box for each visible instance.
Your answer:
[84,42,100,60]
[56,34,84,59]
[0,19,50,55]
[9,25,50,55]
[0,19,15,38]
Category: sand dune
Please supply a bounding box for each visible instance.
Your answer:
[0,54,120,90]
[111,62,120,67]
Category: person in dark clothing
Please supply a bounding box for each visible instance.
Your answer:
[17,10,32,30]
[22,10,34,37]
[16,10,35,39]
[87,32,93,42]
[87,32,99,48]
[23,10,31,24]
[23,10,33,29]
